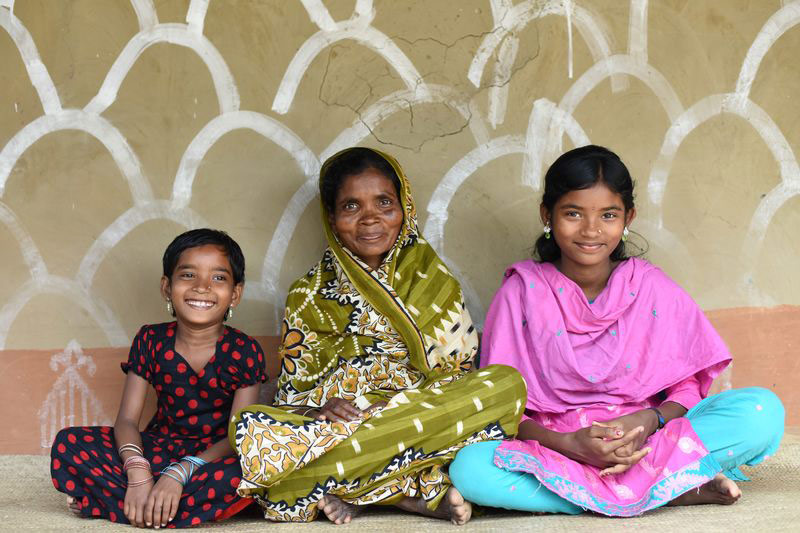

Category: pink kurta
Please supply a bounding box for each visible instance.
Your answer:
[481,258,732,515]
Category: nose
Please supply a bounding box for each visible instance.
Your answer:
[193,276,211,292]
[580,216,601,236]
[359,203,380,224]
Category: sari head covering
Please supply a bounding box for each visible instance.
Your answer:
[230,149,525,522]
[481,258,731,414]
[276,147,477,407]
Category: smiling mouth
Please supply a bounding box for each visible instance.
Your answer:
[185,299,216,310]
[575,243,604,251]
[359,234,385,242]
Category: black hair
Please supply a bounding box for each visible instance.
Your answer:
[320,147,402,214]
[535,145,637,263]
[162,228,245,285]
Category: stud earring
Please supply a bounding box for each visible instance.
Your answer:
[166,299,175,317]
[543,223,551,239]
[225,306,233,321]
[622,226,629,242]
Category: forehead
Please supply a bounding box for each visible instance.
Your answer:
[176,244,231,267]
[554,183,624,208]
[336,168,398,199]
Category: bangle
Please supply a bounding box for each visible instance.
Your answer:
[126,476,153,487]
[160,463,188,485]
[161,469,185,486]
[123,455,151,474]
[181,455,207,468]
[118,443,144,457]
[649,407,666,430]
[160,458,204,486]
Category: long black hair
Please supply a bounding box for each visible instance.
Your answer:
[535,145,636,263]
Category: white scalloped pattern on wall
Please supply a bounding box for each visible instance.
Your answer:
[1,0,798,376]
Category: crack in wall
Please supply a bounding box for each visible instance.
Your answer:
[317,45,474,152]
[315,24,542,151]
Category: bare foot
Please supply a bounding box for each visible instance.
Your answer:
[318,494,362,525]
[66,496,82,516]
[668,474,742,506]
[397,487,472,525]
[442,487,472,525]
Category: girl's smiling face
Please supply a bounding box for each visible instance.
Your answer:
[542,182,636,271]
[160,244,242,329]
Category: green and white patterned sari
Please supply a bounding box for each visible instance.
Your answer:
[230,148,525,522]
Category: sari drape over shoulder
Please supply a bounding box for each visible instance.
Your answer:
[481,258,732,516]
[230,148,525,522]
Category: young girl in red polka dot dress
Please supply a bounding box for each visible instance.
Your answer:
[51,229,266,528]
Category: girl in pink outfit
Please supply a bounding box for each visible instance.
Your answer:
[450,145,784,516]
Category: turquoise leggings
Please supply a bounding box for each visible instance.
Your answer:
[449,387,785,514]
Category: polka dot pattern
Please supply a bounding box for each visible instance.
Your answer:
[51,426,248,527]
[120,322,266,440]
[50,322,267,527]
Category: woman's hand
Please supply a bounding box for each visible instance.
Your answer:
[562,423,651,476]
[144,470,184,528]
[123,471,154,527]
[313,397,364,422]
[366,400,387,414]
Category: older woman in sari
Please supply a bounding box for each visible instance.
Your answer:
[230,147,525,524]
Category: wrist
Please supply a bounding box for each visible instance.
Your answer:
[551,429,578,458]
[126,468,153,481]
[645,408,664,435]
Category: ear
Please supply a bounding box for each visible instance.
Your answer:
[625,207,637,227]
[160,275,171,301]
[539,203,550,226]
[230,282,243,307]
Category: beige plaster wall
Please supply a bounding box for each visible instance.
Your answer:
[1,1,798,451]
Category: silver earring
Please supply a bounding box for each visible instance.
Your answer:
[622,226,629,242]
[543,223,551,239]
[166,299,174,316]
[225,306,233,321]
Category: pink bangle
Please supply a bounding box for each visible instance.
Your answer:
[123,455,151,473]
[118,443,144,456]
[126,476,153,487]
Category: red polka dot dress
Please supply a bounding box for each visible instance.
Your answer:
[50,322,266,527]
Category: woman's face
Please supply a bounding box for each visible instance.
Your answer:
[541,182,635,271]
[330,167,403,270]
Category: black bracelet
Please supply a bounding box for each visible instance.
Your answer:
[649,407,666,430]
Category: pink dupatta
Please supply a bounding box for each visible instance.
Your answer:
[481,258,730,413]
[480,258,732,516]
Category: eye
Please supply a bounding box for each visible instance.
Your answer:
[180,272,194,279]
[343,201,358,211]
[602,212,618,219]
[565,211,581,218]
[212,274,227,282]
[379,198,394,207]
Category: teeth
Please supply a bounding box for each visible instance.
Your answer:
[186,300,214,308]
